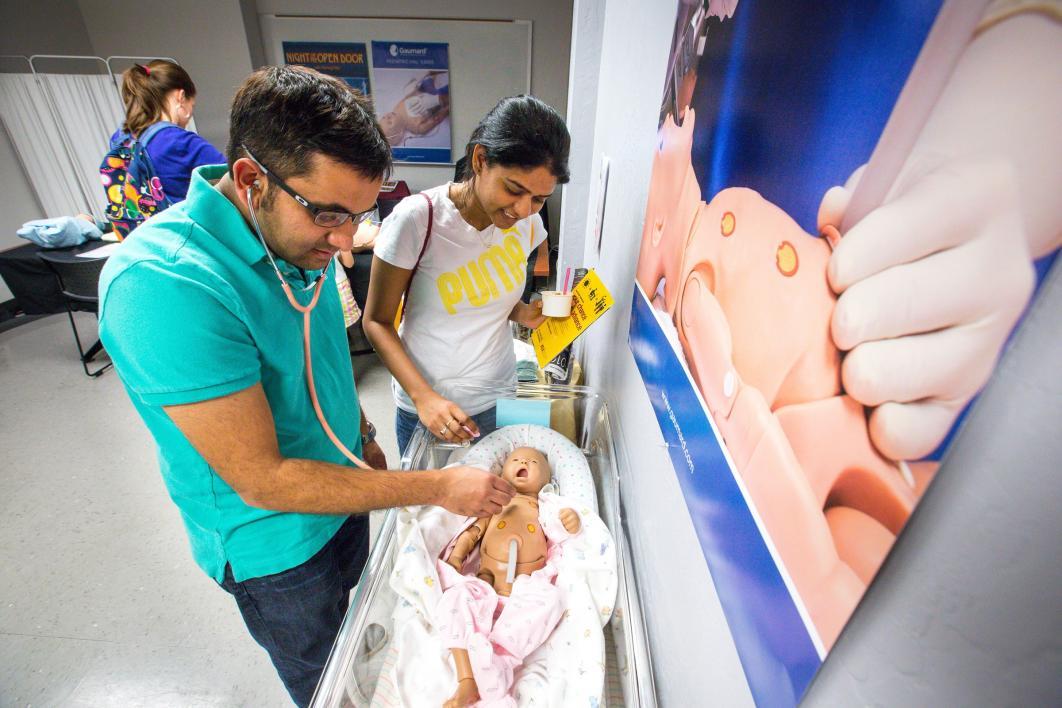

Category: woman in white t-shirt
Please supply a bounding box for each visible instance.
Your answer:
[364,96,571,454]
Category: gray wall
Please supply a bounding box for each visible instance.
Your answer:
[255,0,573,239]
[0,0,94,56]
[77,0,255,154]
[562,0,755,703]
[0,0,95,300]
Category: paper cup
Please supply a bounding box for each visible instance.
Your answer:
[540,291,573,317]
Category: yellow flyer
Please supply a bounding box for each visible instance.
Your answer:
[532,269,614,367]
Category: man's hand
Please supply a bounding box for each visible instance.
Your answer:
[437,466,514,517]
[559,507,581,534]
[361,440,387,470]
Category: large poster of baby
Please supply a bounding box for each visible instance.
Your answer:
[629,0,1060,704]
[370,41,452,164]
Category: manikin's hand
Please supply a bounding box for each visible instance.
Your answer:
[818,160,1034,461]
[360,439,388,470]
[559,507,581,534]
[438,466,514,517]
[418,393,479,443]
[405,92,441,118]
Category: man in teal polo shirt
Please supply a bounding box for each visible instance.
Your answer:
[98,66,514,707]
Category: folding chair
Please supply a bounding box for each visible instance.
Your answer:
[36,252,112,377]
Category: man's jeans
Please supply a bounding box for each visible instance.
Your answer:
[395,406,498,460]
[219,514,369,707]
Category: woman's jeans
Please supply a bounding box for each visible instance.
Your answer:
[395,406,497,460]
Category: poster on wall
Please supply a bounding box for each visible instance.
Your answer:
[628,0,1059,704]
[370,41,452,164]
[282,41,371,96]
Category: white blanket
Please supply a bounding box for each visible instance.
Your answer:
[370,488,617,707]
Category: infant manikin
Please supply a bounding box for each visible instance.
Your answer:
[437,447,581,708]
[379,73,450,147]
[637,107,936,648]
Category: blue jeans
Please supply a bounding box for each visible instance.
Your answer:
[395,406,497,459]
[219,514,369,707]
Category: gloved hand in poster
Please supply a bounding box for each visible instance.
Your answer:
[816,10,1061,462]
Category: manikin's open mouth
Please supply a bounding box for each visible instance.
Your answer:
[516,467,529,479]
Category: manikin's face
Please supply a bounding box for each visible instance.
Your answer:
[470,148,557,230]
[500,447,552,494]
[254,153,382,270]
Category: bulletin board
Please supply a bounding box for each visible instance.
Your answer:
[259,14,531,190]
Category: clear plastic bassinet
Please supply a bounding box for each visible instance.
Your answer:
[311,381,657,707]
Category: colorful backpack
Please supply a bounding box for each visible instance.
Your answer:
[99,121,174,239]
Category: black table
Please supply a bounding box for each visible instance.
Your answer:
[0,240,111,332]
[0,240,108,312]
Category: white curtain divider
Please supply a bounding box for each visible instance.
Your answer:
[0,73,88,219]
[38,73,125,217]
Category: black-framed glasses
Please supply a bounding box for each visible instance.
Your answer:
[243,145,377,228]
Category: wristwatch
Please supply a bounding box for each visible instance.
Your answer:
[361,420,377,446]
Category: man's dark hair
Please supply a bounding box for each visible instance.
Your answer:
[227,65,391,181]
[461,95,571,184]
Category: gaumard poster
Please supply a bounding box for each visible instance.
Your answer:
[370,41,452,164]
[282,41,371,96]
[629,0,1060,704]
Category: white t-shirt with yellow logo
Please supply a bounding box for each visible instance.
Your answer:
[374,183,547,415]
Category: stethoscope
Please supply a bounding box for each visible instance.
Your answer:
[246,184,373,470]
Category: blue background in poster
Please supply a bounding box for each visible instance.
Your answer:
[629,286,820,706]
[371,41,449,70]
[390,146,451,164]
[282,41,371,95]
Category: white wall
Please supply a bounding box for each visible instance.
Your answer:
[562,0,754,703]
[255,0,573,238]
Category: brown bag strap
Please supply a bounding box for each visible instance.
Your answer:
[399,192,434,321]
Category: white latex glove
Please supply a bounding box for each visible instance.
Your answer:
[818,160,1035,461]
[404,92,440,118]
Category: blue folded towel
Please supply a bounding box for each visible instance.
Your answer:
[17,216,103,249]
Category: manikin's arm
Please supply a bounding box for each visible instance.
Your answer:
[446,517,491,570]
[559,507,581,534]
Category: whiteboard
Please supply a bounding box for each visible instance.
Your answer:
[259,14,531,191]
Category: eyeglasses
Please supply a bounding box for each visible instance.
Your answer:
[242,145,377,228]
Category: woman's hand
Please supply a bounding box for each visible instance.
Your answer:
[510,300,547,330]
[417,393,480,442]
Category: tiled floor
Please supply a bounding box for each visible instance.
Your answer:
[0,313,398,707]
